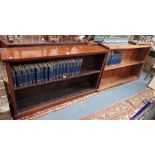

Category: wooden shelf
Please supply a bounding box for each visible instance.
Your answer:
[99,75,139,91]
[14,69,100,91]
[104,60,144,71]
[16,84,95,115]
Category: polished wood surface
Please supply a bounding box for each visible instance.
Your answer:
[101,43,151,50]
[0,44,108,62]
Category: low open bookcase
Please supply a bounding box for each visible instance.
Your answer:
[0,44,108,119]
[98,43,151,91]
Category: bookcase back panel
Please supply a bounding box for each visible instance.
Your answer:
[102,63,143,78]
[15,74,99,112]
[114,48,149,61]
[15,74,98,100]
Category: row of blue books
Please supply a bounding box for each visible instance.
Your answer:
[106,51,123,65]
[12,58,83,87]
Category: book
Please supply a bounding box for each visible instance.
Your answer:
[78,58,83,74]
[34,64,41,84]
[13,65,23,87]
[74,59,79,75]
[67,59,72,76]
[55,61,59,78]
[24,64,32,85]
[61,60,65,77]
[64,59,69,77]
[38,63,44,83]
[21,65,28,86]
[43,62,49,82]
[48,62,54,80]
[72,59,76,76]
[29,64,36,84]
[58,60,63,78]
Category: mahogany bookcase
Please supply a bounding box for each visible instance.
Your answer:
[98,43,151,91]
[0,44,108,119]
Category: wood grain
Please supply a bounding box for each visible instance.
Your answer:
[0,44,108,62]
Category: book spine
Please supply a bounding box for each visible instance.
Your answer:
[44,63,48,82]
[53,62,56,79]
[78,58,83,74]
[75,59,79,75]
[55,62,59,78]
[21,66,28,86]
[25,65,32,85]
[28,65,33,85]
[68,60,72,76]
[39,64,44,83]
[62,61,65,77]
[59,61,63,78]
[31,65,36,84]
[64,60,68,77]
[66,60,70,77]
[48,63,53,80]
[107,52,112,65]
[15,66,23,87]
[35,64,41,84]
[71,59,75,76]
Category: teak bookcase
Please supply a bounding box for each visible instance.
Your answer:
[0,44,108,119]
[98,43,151,91]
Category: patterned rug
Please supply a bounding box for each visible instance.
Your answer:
[82,87,154,120]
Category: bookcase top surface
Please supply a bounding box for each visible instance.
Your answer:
[0,44,108,62]
[101,43,151,50]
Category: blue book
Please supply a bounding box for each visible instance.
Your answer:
[119,52,123,63]
[34,64,41,84]
[21,65,28,86]
[14,65,23,87]
[58,60,63,78]
[113,53,117,64]
[110,52,114,65]
[61,60,65,77]
[29,64,36,84]
[12,67,17,87]
[75,59,79,75]
[55,61,59,78]
[43,63,48,82]
[48,62,54,80]
[66,59,70,77]
[38,63,44,83]
[64,60,68,77]
[68,59,72,76]
[71,59,76,76]
[24,64,32,85]
[78,58,83,74]
[107,52,112,65]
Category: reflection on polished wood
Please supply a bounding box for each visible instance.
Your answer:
[0,44,108,62]
[101,43,151,50]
